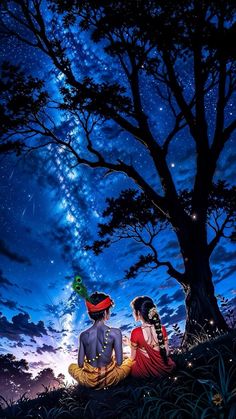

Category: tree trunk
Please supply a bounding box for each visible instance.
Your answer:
[181,261,229,347]
[175,222,229,347]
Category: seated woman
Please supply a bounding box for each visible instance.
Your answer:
[68,291,133,389]
[123,296,176,378]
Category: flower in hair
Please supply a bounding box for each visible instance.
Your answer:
[148,307,158,320]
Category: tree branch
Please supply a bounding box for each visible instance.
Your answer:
[208,213,233,256]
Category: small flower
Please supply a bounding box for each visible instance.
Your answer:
[212,393,223,406]
[148,307,158,319]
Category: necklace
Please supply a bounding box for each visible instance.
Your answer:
[85,327,111,363]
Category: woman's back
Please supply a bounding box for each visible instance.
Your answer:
[128,295,176,378]
[130,325,175,377]
[141,324,167,351]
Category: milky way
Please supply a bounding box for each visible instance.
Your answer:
[0,1,235,381]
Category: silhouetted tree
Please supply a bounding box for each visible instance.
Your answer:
[0,353,32,403]
[0,354,65,406]
[31,368,64,395]
[0,0,235,343]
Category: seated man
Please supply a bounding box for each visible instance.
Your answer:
[68,291,133,389]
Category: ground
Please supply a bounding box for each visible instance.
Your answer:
[1,329,236,419]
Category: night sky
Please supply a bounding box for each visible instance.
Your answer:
[0,2,235,383]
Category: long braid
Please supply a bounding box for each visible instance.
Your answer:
[149,307,169,365]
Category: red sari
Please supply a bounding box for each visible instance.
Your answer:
[130,326,176,378]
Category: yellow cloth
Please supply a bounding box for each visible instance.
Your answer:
[68,356,133,389]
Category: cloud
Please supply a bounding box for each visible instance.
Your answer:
[36,344,59,355]
[161,240,179,251]
[0,239,32,265]
[211,245,236,264]
[118,241,143,260]
[47,325,68,334]
[159,306,175,317]
[214,264,236,284]
[0,269,14,289]
[0,294,29,313]
[0,312,48,342]
[20,304,42,313]
[8,337,25,348]
[0,293,35,314]
[29,360,51,369]
[172,289,185,302]
[161,304,186,326]
[119,324,132,332]
[23,287,32,294]
[157,294,171,307]
[157,288,185,308]
[158,278,177,290]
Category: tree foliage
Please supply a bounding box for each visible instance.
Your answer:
[86,181,236,280]
[0,353,65,405]
[0,0,235,339]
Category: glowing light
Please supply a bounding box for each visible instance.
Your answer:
[68,171,77,180]
[61,199,67,209]
[66,213,75,223]
[209,320,214,325]
[50,260,54,264]
[171,162,175,168]
[192,214,197,220]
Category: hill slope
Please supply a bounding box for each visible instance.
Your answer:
[1,330,236,419]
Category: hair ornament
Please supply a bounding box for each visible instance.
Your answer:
[148,306,158,320]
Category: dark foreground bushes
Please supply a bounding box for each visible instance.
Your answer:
[1,330,236,419]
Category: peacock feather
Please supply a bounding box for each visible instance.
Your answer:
[72,275,91,301]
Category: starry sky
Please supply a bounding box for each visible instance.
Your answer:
[0,1,235,383]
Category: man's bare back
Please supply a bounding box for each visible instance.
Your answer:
[78,320,122,367]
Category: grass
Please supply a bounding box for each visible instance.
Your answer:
[0,329,236,419]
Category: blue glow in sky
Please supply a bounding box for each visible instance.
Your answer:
[0,1,235,382]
